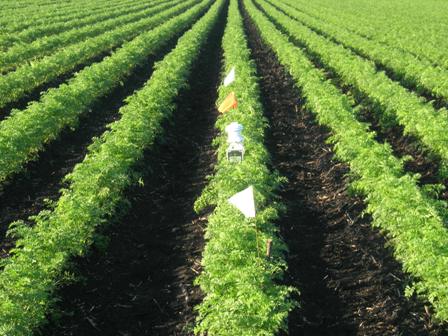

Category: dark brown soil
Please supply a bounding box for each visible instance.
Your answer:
[0,34,184,259]
[39,8,225,335]
[242,2,447,335]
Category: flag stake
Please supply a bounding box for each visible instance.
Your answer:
[266,238,273,258]
[251,218,261,258]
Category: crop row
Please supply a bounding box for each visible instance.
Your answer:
[0,0,140,36]
[273,0,448,104]
[0,0,60,10]
[0,0,224,334]
[0,0,205,185]
[0,0,160,52]
[194,0,294,334]
[0,0,58,9]
[0,0,105,24]
[315,0,448,56]
[282,0,448,69]
[0,0,172,73]
[0,0,123,27]
[0,0,193,109]
[245,0,448,322]
[0,1,75,18]
[256,0,448,175]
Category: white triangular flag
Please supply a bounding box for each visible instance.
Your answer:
[228,186,256,218]
[223,67,235,87]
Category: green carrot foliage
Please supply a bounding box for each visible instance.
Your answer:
[194,0,295,334]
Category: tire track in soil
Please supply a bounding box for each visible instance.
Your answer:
[242,3,446,335]
[39,10,225,336]
[0,34,184,259]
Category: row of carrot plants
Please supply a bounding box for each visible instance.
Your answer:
[0,0,60,8]
[0,0,159,52]
[0,0,71,9]
[0,0,191,108]
[282,0,448,69]
[0,0,225,334]
[0,1,76,18]
[275,0,448,103]
[0,0,170,72]
[0,0,207,184]
[256,0,448,175]
[0,0,147,41]
[0,0,123,28]
[0,0,138,36]
[0,0,122,16]
[194,0,294,334]
[245,0,448,322]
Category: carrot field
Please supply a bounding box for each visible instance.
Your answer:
[0,0,448,335]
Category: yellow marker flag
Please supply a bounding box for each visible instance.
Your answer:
[218,91,238,113]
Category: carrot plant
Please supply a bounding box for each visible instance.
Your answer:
[0,0,225,334]
[245,0,448,322]
[0,0,195,108]
[0,0,159,49]
[0,0,141,38]
[0,0,205,184]
[194,0,295,334]
[0,0,173,72]
[276,0,448,104]
[255,0,448,176]
[283,0,448,69]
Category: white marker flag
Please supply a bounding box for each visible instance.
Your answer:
[228,186,256,218]
[223,67,235,87]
